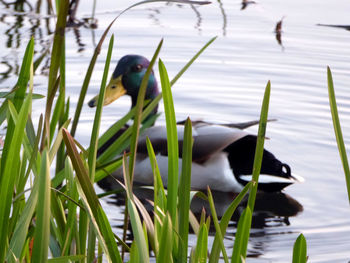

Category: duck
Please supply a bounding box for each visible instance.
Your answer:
[88,54,303,193]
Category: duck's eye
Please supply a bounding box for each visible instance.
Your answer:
[132,64,143,72]
[111,85,116,89]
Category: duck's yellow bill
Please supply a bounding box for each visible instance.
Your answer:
[88,75,127,107]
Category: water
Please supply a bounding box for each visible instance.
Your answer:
[1,0,350,261]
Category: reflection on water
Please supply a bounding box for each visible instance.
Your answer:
[241,0,256,11]
[274,17,284,49]
[0,0,54,82]
[0,0,226,81]
[217,0,227,36]
[104,186,302,257]
[317,24,350,32]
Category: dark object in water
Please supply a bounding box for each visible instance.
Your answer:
[317,24,350,31]
[275,16,285,48]
[241,0,256,10]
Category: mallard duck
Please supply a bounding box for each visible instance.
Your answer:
[88,55,303,192]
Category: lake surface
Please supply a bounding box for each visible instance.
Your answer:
[1,0,350,261]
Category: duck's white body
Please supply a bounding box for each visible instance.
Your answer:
[104,123,303,193]
[117,152,243,192]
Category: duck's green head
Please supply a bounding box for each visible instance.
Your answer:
[88,55,159,108]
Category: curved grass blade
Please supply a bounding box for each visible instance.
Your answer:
[0,92,32,262]
[158,58,178,223]
[95,157,123,183]
[207,187,228,263]
[145,137,166,254]
[156,212,173,263]
[32,150,51,262]
[145,137,167,211]
[0,37,34,175]
[247,81,271,210]
[62,129,122,263]
[41,0,69,149]
[231,207,252,263]
[292,234,307,263]
[128,199,150,263]
[170,36,216,86]
[327,66,350,203]
[76,35,114,257]
[49,119,71,164]
[50,38,66,142]
[129,39,163,183]
[7,178,39,262]
[193,223,208,263]
[71,14,120,137]
[209,182,251,263]
[178,117,193,262]
[88,34,114,181]
[96,107,136,150]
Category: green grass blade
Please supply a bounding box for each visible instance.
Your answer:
[231,207,252,263]
[42,0,69,149]
[145,137,167,211]
[97,114,155,165]
[7,179,39,262]
[32,150,51,262]
[21,115,42,189]
[88,34,114,182]
[56,97,70,174]
[50,190,66,247]
[129,241,139,263]
[247,81,271,210]
[84,36,114,256]
[13,37,34,111]
[95,157,123,183]
[145,137,166,254]
[45,0,68,106]
[170,36,216,86]
[95,107,136,150]
[209,182,252,263]
[50,38,66,142]
[292,234,307,263]
[62,159,79,256]
[0,92,32,262]
[49,119,71,164]
[129,39,163,182]
[207,187,229,263]
[327,66,350,203]
[156,212,173,262]
[194,223,208,263]
[158,58,179,223]
[1,37,34,175]
[178,117,193,262]
[62,129,122,263]
[70,14,119,137]
[128,199,150,263]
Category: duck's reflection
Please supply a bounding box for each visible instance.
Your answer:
[106,184,303,258]
[108,184,303,229]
